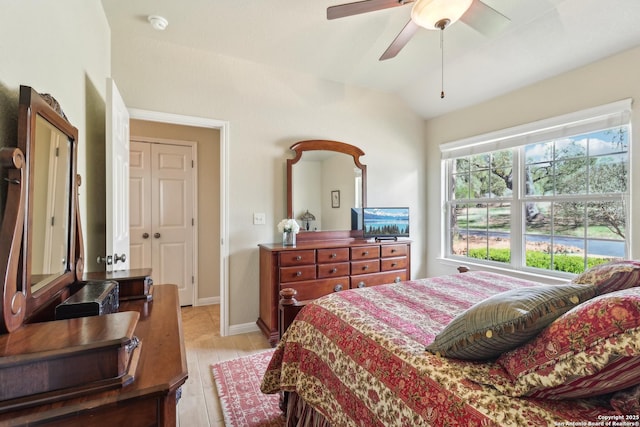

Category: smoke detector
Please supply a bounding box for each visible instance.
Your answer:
[148,15,168,31]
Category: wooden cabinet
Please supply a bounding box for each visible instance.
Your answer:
[258,239,411,344]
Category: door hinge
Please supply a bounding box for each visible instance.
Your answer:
[192,218,194,226]
[192,160,194,168]
[191,276,194,284]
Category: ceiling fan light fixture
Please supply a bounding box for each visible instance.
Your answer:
[410,0,473,30]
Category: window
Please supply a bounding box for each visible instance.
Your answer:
[441,100,631,275]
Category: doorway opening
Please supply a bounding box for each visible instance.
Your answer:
[128,108,230,337]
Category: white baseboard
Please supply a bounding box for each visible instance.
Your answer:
[195,296,220,306]
[228,321,260,335]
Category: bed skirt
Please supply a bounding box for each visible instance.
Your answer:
[285,392,332,427]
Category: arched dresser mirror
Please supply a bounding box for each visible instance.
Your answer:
[0,85,83,333]
[287,139,367,240]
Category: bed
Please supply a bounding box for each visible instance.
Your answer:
[261,266,640,426]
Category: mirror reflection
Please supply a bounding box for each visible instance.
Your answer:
[292,150,362,232]
[31,114,72,292]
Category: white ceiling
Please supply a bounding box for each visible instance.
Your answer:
[101,0,640,119]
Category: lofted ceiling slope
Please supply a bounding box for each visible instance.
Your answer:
[101,0,640,119]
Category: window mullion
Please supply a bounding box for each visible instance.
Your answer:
[511,147,524,269]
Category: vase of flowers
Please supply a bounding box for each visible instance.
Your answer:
[277,218,300,246]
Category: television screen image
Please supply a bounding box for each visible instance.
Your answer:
[363,207,409,240]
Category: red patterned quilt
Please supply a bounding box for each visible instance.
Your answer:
[261,271,620,426]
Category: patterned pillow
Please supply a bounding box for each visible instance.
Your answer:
[467,287,640,399]
[425,283,596,360]
[572,260,640,295]
[610,384,640,414]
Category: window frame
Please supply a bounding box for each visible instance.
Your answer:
[440,100,632,278]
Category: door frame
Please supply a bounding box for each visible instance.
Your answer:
[128,108,230,337]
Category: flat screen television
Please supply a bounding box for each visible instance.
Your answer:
[363,207,409,240]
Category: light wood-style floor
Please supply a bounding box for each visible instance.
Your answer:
[177,304,272,426]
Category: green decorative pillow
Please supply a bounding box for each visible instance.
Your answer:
[425,283,596,360]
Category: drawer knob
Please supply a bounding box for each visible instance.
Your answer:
[296,271,302,277]
[330,268,337,273]
[296,255,302,261]
[362,265,369,270]
[363,251,369,255]
[391,262,397,267]
[391,249,397,253]
[394,276,401,283]
[357,282,366,288]
[331,253,337,258]
[333,284,343,292]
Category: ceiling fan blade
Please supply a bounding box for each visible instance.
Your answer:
[379,19,420,61]
[327,0,414,20]
[460,0,510,36]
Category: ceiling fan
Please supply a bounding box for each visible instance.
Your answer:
[327,0,510,61]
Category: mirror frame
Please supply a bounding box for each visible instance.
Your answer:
[0,86,82,332]
[287,140,367,241]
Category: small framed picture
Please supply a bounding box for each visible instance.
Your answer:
[331,190,340,208]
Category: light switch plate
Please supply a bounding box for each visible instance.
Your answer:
[253,212,266,225]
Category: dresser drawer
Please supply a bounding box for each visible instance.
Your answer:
[350,270,407,289]
[317,247,349,263]
[280,277,348,301]
[381,244,407,258]
[381,256,407,271]
[279,250,315,266]
[351,259,380,275]
[350,245,380,260]
[279,265,317,283]
[317,262,350,278]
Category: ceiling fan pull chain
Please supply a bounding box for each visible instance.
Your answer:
[440,26,445,99]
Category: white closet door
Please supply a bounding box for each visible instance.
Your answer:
[130,141,195,305]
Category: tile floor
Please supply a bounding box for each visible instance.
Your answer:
[177,304,271,426]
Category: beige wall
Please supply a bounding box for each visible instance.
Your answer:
[130,119,221,300]
[424,45,640,278]
[110,33,427,328]
[0,0,111,274]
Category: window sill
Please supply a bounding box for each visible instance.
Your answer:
[437,256,573,285]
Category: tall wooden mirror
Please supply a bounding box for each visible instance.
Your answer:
[0,86,82,333]
[287,140,367,241]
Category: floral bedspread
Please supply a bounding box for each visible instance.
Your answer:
[261,271,619,426]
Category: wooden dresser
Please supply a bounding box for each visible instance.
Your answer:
[258,239,411,344]
[0,284,187,426]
